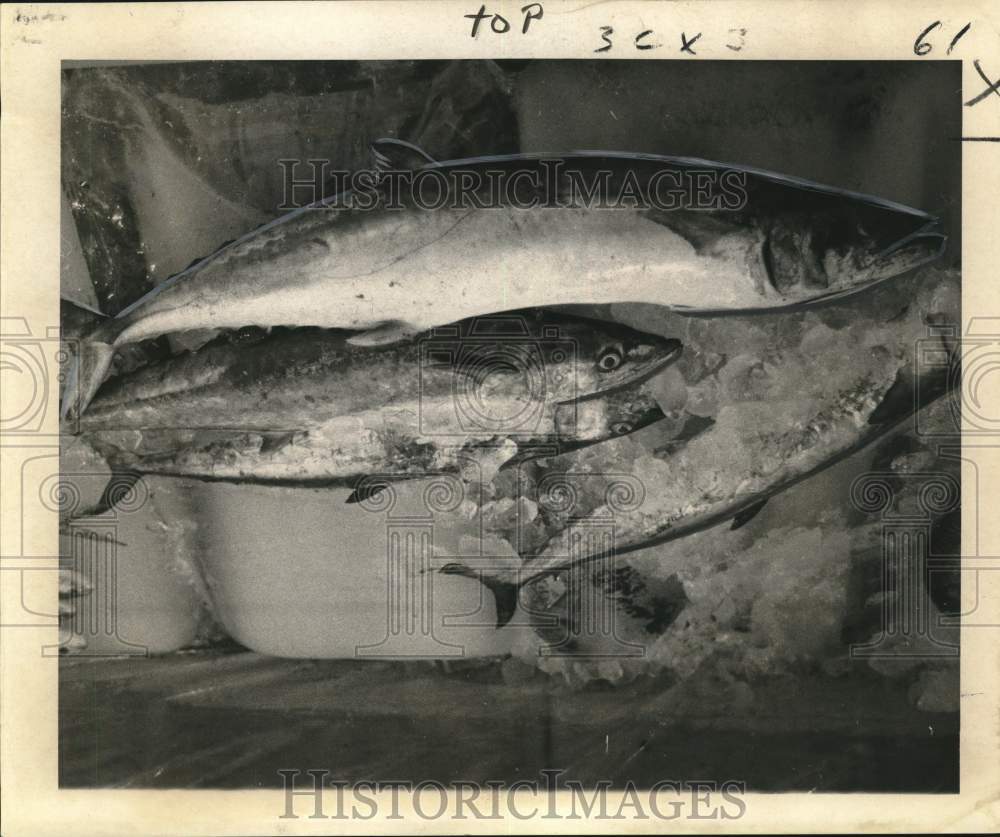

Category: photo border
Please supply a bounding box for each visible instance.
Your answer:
[2,2,999,833]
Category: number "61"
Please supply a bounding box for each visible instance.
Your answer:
[914,21,971,56]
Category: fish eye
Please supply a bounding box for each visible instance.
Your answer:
[610,421,633,435]
[597,347,624,372]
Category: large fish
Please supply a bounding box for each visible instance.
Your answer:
[63,140,945,417]
[77,309,681,497]
[439,279,959,626]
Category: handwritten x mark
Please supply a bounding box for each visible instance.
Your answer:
[965,59,1000,107]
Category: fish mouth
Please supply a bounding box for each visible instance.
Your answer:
[753,220,948,313]
[872,219,947,270]
[809,215,947,297]
[558,339,683,406]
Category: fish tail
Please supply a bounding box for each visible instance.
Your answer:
[439,563,521,629]
[92,469,145,518]
[57,439,141,540]
[84,440,145,519]
[61,337,115,424]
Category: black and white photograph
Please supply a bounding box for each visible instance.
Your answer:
[55,55,962,790]
[2,3,999,834]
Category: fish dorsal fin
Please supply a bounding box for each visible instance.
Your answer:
[370,138,439,173]
[61,297,107,320]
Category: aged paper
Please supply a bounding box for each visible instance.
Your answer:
[2,1,999,834]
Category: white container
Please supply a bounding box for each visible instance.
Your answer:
[190,479,516,659]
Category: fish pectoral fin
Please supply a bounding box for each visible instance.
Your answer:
[370,138,439,173]
[346,320,419,348]
[440,563,521,630]
[731,498,768,531]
